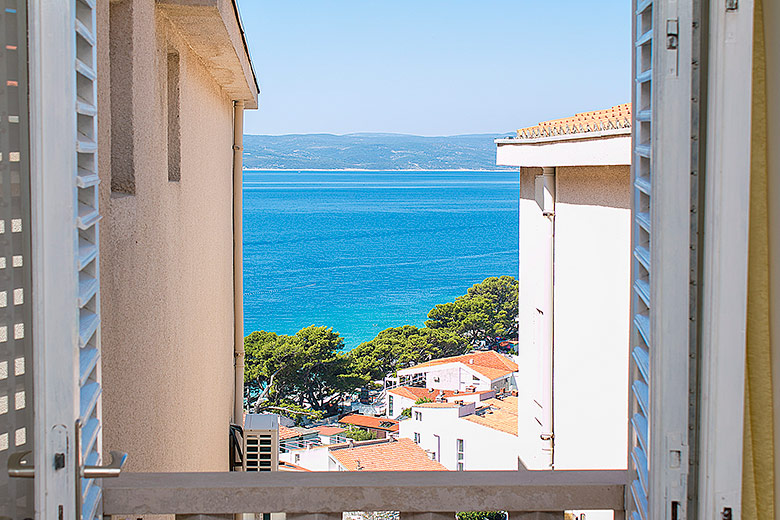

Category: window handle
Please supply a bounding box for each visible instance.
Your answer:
[7,450,34,478]
[82,450,127,478]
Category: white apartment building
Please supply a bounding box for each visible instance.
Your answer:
[395,351,518,394]
[398,397,520,471]
[496,105,632,472]
[385,386,495,418]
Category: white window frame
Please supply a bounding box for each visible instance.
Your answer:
[697,2,755,518]
[29,1,80,518]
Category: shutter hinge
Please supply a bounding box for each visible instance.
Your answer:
[666,19,679,50]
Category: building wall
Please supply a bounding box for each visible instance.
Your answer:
[97,0,235,472]
[516,165,630,471]
[280,446,331,471]
[399,407,518,470]
[552,165,630,470]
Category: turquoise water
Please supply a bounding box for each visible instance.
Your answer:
[242,170,519,349]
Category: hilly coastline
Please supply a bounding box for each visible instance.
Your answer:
[242,132,515,171]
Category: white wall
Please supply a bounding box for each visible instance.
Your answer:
[552,171,630,469]
[399,407,518,471]
[516,165,630,471]
[280,445,331,471]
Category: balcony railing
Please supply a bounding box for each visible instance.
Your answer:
[103,469,627,520]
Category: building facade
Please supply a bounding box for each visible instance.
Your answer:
[496,106,631,471]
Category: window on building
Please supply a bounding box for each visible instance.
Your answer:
[294,453,300,464]
[414,432,420,444]
[167,51,181,182]
[388,395,394,415]
[456,438,464,470]
[472,375,480,381]
[109,0,135,195]
[414,411,422,421]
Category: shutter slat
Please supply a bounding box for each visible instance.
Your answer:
[631,480,649,520]
[634,245,651,270]
[634,279,651,306]
[78,238,97,270]
[78,272,99,307]
[631,446,649,496]
[77,202,101,230]
[79,381,101,424]
[632,412,649,455]
[82,485,101,520]
[78,309,99,347]
[635,175,651,195]
[636,211,651,232]
[81,416,100,460]
[632,380,650,428]
[633,346,650,383]
[636,0,652,14]
[634,314,650,347]
[79,346,99,387]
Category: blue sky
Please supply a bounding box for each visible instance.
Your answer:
[236,1,631,136]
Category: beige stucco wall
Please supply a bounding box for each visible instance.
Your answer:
[97,0,235,472]
[516,165,630,471]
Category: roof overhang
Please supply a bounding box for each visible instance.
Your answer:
[495,129,631,167]
[157,0,259,109]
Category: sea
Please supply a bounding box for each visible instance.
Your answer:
[242,170,519,350]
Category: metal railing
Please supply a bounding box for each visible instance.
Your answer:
[103,469,627,520]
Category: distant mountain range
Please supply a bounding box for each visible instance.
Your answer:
[242,132,515,170]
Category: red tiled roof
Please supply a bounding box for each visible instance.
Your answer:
[329,438,446,471]
[313,425,346,436]
[279,461,312,472]
[279,425,301,440]
[463,396,519,436]
[338,414,399,432]
[398,351,518,381]
[517,104,632,139]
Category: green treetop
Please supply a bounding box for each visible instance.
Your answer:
[425,276,518,348]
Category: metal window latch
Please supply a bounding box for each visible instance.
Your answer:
[666,19,679,50]
[7,449,127,479]
[726,0,738,11]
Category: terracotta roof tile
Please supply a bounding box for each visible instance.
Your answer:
[517,103,632,139]
[313,425,346,436]
[462,396,519,436]
[329,438,446,471]
[398,351,518,381]
[279,425,302,440]
[415,402,461,409]
[338,414,399,432]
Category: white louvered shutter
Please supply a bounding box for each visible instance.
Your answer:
[630,1,696,519]
[74,0,104,518]
[629,3,653,516]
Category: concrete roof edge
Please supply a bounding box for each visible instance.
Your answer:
[156,0,259,109]
[495,128,631,145]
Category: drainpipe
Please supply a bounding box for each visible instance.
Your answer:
[535,167,556,468]
[232,100,245,426]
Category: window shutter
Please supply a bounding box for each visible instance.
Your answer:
[629,2,654,517]
[74,1,103,518]
[630,1,697,519]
